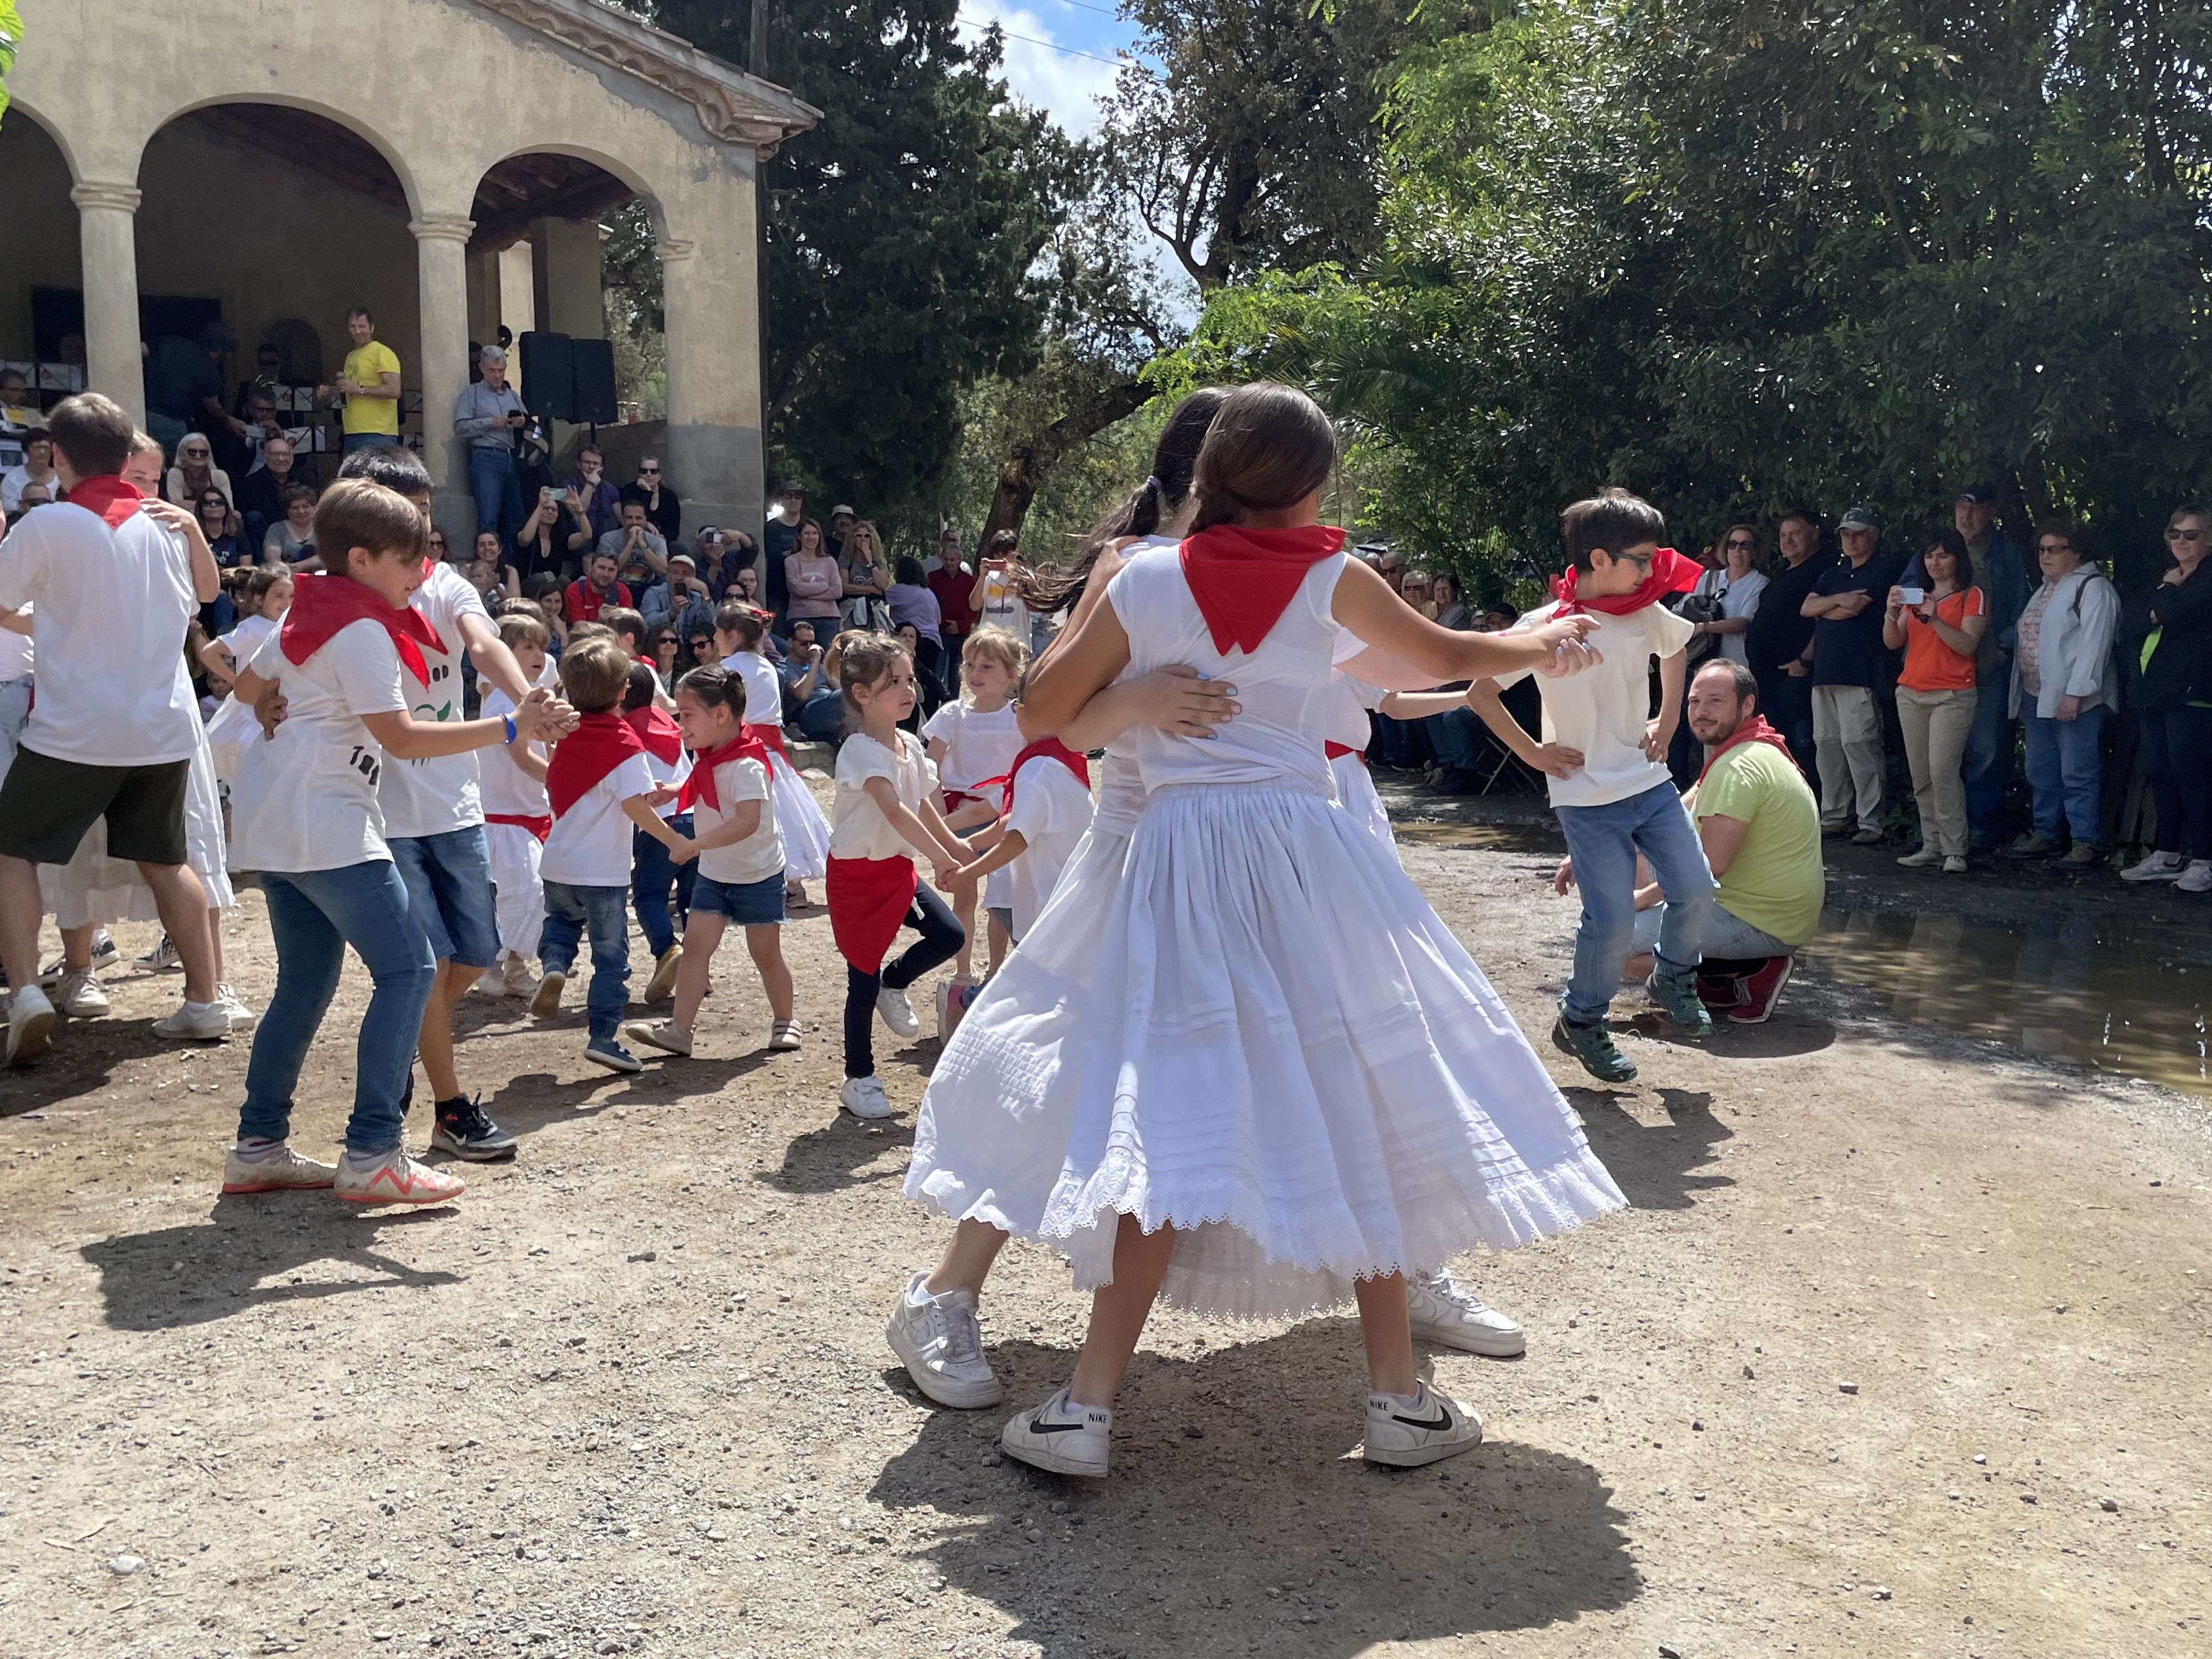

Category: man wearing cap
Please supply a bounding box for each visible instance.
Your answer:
[826,503,857,566]
[142,321,244,461]
[642,549,715,640]
[619,455,681,543]
[1800,505,1899,842]
[1902,486,2028,850]
[320,307,403,457]
[454,345,530,544]
[763,478,804,619]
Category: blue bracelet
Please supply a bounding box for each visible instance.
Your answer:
[504,714,517,745]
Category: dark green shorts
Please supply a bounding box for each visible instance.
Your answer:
[0,746,190,866]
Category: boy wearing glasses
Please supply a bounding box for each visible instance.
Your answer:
[1468,488,1717,1082]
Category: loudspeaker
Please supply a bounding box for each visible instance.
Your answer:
[517,330,573,421]
[570,338,618,425]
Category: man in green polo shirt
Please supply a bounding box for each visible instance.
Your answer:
[323,307,402,455]
[1624,658,1825,1023]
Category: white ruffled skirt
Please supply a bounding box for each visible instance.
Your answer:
[42,724,234,927]
[768,751,831,881]
[907,777,1624,1321]
[1331,751,1399,864]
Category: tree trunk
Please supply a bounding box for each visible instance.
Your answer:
[973,379,1150,558]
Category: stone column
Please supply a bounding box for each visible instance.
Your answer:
[411,212,476,538]
[71,182,145,426]
[657,171,765,555]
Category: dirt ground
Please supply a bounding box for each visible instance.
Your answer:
[3,778,2208,1659]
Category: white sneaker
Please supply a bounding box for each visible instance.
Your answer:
[500,956,539,998]
[876,985,921,1039]
[839,1075,894,1119]
[2121,849,2186,882]
[999,1387,1111,1477]
[886,1273,1003,1408]
[766,1020,803,1052]
[153,1000,230,1041]
[5,985,58,1065]
[333,1147,466,1207]
[135,933,182,973]
[216,984,259,1029]
[1406,1271,1527,1357]
[54,969,111,1019]
[222,1140,337,1195]
[2179,860,2212,895]
[1363,1381,1485,1468]
[622,1018,692,1057]
[1942,854,1969,874]
[1895,847,1942,868]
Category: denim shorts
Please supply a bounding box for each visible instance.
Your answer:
[690,871,787,926]
[389,825,501,968]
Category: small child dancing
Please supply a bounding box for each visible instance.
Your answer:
[715,602,832,906]
[920,626,1026,980]
[478,609,554,999]
[624,664,800,1058]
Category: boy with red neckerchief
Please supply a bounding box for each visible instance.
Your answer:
[1468,487,1718,1082]
[221,481,572,1205]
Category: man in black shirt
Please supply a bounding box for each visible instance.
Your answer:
[143,323,242,461]
[1802,505,1900,842]
[1743,507,1833,771]
[619,455,681,542]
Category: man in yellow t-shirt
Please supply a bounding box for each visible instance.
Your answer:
[1625,658,1825,1023]
[324,307,402,453]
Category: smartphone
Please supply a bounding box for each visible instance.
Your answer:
[1900,586,1926,606]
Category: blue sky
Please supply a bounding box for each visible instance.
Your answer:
[952,0,1143,136]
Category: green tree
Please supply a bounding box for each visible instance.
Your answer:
[0,0,20,128]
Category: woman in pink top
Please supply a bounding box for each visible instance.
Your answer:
[782,518,843,625]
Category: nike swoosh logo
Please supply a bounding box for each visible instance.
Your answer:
[1392,1409,1454,1432]
[1026,1420,1090,1435]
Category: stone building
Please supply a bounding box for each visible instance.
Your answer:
[0,0,815,539]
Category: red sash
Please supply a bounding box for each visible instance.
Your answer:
[280,571,447,687]
[546,709,644,819]
[1324,741,1364,762]
[61,475,146,529]
[977,738,1090,820]
[486,812,553,844]
[1180,523,1346,654]
[624,703,684,765]
[744,721,789,761]
[827,855,918,974]
[1696,714,1797,786]
[677,731,770,814]
[1550,547,1703,616]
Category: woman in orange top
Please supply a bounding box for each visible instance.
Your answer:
[1884,528,1989,870]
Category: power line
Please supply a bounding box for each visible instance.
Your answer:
[955,13,1126,65]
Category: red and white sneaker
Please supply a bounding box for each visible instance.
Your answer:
[221,1140,337,1194]
[1729,955,1794,1024]
[333,1148,466,1206]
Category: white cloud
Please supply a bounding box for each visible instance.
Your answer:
[955,0,1121,137]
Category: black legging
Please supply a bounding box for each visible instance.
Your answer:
[843,879,963,1078]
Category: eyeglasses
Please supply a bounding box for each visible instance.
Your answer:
[2168,527,2203,542]
[2036,540,2074,555]
[639,466,660,475]
[1724,538,1757,551]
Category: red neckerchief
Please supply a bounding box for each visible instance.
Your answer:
[1696,714,1797,785]
[827,855,919,974]
[1324,741,1364,762]
[975,738,1090,821]
[546,709,645,819]
[280,571,446,687]
[1551,547,1704,616]
[623,703,684,765]
[1180,524,1347,654]
[676,730,770,814]
[60,475,146,529]
[486,811,554,844]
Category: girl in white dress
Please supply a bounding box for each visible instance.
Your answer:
[920,625,1027,981]
[714,603,831,905]
[905,384,1620,1475]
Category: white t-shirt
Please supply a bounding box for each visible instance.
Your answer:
[0,501,200,765]
[1002,755,1093,939]
[723,651,783,725]
[831,730,938,861]
[376,562,490,839]
[1492,599,1695,809]
[695,756,782,885]
[477,688,549,819]
[1693,567,1769,666]
[920,698,1022,800]
[230,619,408,871]
[975,566,1028,640]
[0,602,31,682]
[218,613,279,669]
[539,751,657,888]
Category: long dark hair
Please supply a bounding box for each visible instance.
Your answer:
[1021,387,1231,613]
[1188,383,1338,533]
[1920,527,1971,589]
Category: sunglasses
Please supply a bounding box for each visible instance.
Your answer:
[2036,540,2074,555]
[639,466,660,475]
[2168,527,2203,542]
[1724,538,1757,550]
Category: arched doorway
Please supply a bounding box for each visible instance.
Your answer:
[0,106,88,450]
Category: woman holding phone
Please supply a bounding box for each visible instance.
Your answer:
[1884,528,1988,871]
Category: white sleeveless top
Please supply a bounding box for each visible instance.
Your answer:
[1105,544,1345,793]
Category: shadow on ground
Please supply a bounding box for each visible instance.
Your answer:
[871,1325,1638,1657]
[80,1202,461,1330]
[1571,1086,1734,1212]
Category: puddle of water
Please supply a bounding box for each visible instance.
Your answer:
[1803,910,2211,1102]
[1397,821,1564,856]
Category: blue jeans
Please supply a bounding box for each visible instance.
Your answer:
[238,861,435,1155]
[467,446,523,544]
[1556,780,1717,1025]
[390,825,500,968]
[2023,703,2108,847]
[1962,670,2014,847]
[341,431,393,456]
[539,880,630,1041]
[631,812,695,957]
[795,687,844,743]
[1426,707,1484,772]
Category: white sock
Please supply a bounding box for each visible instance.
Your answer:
[234,1137,282,1158]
